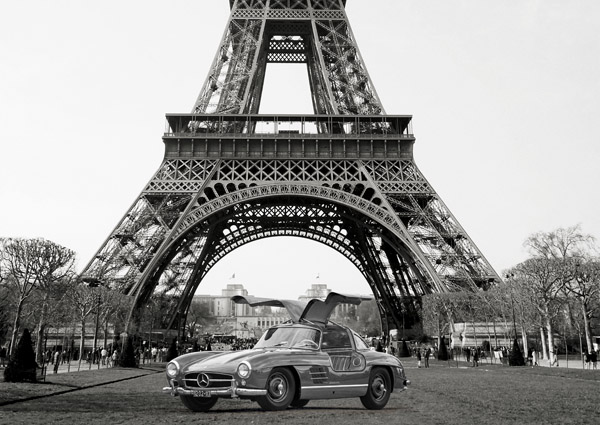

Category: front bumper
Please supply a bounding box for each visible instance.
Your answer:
[162,380,267,398]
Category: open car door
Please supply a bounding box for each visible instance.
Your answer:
[232,292,372,324]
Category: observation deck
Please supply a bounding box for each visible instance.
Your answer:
[163,114,415,160]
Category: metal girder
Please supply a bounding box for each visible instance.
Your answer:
[81,0,501,336]
[193,0,382,115]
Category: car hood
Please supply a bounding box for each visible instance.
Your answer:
[183,348,313,374]
[184,349,268,373]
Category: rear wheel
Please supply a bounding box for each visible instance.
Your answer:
[256,368,296,411]
[360,367,391,410]
[180,395,218,412]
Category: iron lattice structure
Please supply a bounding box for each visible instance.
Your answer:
[82,0,500,334]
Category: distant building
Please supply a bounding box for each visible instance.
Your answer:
[193,281,289,338]
[191,277,358,337]
[447,322,516,348]
[195,283,252,318]
[298,280,354,320]
[299,282,331,300]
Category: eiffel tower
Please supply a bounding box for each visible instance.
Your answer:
[82,0,500,335]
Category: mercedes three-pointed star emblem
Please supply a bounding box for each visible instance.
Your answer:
[197,373,210,388]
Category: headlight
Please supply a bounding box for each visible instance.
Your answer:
[166,361,179,378]
[237,361,252,379]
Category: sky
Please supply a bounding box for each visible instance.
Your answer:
[1,0,599,300]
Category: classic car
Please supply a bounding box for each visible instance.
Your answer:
[162,292,410,412]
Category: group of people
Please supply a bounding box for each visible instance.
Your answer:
[140,346,167,363]
[464,346,482,366]
[230,337,258,351]
[83,347,119,368]
[584,350,598,369]
[43,347,120,373]
[415,347,432,368]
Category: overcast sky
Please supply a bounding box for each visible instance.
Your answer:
[1,0,598,300]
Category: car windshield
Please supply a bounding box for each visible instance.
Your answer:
[254,326,321,350]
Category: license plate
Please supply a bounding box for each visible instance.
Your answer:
[193,390,211,398]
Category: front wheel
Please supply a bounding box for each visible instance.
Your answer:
[360,367,391,410]
[256,368,296,411]
[290,399,310,408]
[180,395,218,412]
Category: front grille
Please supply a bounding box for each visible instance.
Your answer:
[183,372,233,389]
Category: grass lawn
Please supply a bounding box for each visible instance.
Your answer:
[1,359,599,424]
[0,366,161,405]
[401,358,600,424]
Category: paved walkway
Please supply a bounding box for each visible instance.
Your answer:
[407,354,596,370]
[0,359,165,379]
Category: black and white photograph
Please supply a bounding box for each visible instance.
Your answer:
[1,1,599,424]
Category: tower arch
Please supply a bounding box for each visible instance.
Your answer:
[81,0,500,336]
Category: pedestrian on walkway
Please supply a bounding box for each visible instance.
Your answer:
[53,351,60,374]
[473,348,480,367]
[424,347,431,368]
[101,347,108,366]
[416,348,422,368]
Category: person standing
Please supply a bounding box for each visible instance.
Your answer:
[424,347,431,368]
[0,346,6,367]
[101,347,108,366]
[416,348,422,368]
[53,350,60,373]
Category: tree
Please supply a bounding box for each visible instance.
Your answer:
[524,225,595,260]
[185,300,211,339]
[166,339,178,362]
[510,258,568,366]
[524,225,598,356]
[421,292,465,350]
[0,238,76,359]
[509,337,525,366]
[118,335,137,368]
[499,274,540,361]
[30,241,75,363]
[0,280,12,348]
[3,328,37,382]
[567,260,600,355]
[356,300,383,337]
[64,280,97,370]
[98,288,133,350]
[437,336,449,361]
[421,294,444,343]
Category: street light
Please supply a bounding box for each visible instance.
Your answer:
[506,274,518,339]
[506,273,524,366]
[86,279,103,370]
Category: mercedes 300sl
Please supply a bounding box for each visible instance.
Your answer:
[162,292,410,411]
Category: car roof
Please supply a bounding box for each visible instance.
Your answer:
[231,292,372,324]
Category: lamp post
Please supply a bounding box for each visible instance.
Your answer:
[506,273,524,366]
[506,274,518,340]
[86,279,102,370]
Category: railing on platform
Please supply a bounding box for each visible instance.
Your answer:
[164,114,413,139]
